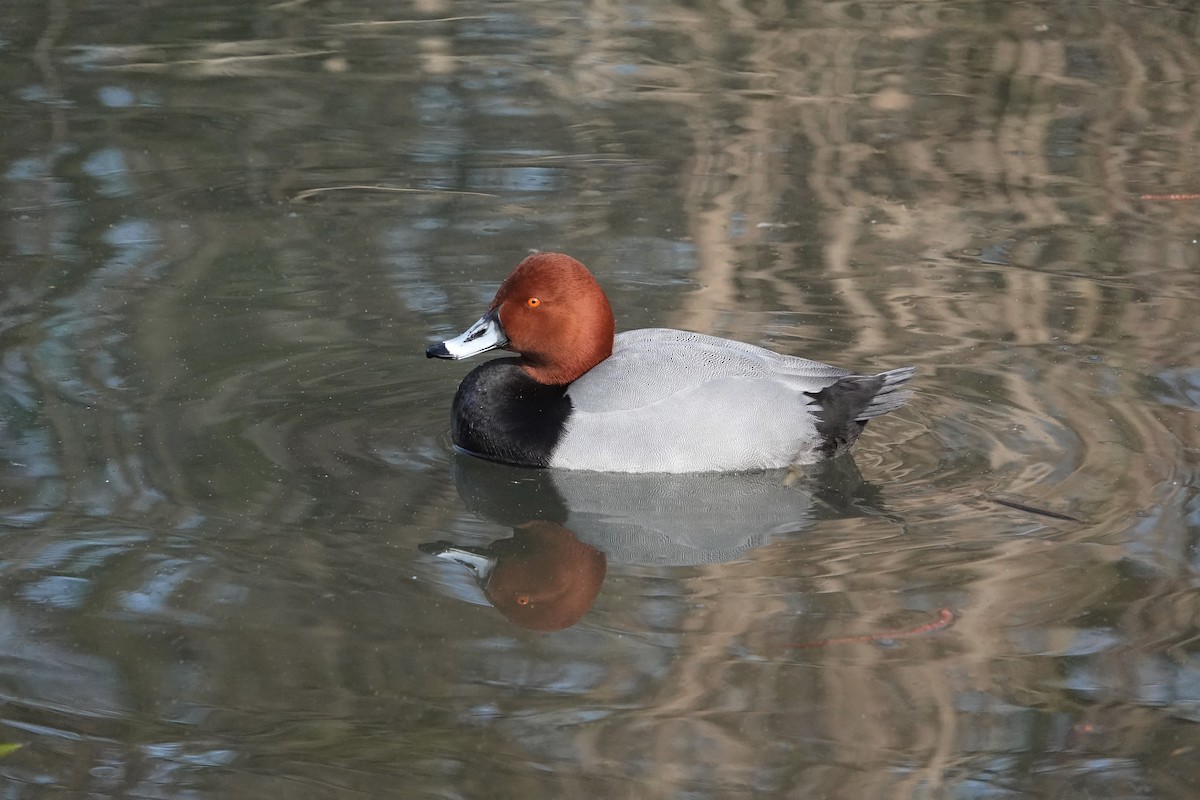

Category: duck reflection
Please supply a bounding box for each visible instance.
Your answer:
[420,455,890,630]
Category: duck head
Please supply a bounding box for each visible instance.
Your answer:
[426,252,615,385]
[420,520,607,632]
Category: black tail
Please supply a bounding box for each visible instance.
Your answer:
[807,367,915,458]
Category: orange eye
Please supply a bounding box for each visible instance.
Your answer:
[516,594,531,606]
[526,297,540,308]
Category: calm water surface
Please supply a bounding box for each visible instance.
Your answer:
[1,1,1199,797]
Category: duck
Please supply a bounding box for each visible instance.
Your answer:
[426,252,914,473]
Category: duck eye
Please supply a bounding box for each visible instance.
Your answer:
[526,297,540,308]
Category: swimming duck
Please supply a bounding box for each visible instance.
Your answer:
[426,252,914,473]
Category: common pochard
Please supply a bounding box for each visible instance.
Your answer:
[426,252,914,473]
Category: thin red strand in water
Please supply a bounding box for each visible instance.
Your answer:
[778,607,955,650]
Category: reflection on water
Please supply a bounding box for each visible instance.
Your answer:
[423,522,609,631]
[423,456,890,629]
[1,0,1199,797]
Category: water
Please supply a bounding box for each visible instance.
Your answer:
[2,1,1199,797]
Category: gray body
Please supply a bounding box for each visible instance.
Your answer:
[552,329,913,473]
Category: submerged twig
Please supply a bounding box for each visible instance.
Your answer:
[291,184,498,201]
[990,497,1083,522]
[329,17,488,28]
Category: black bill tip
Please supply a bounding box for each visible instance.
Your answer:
[426,342,451,359]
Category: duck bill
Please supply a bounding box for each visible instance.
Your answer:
[426,308,508,360]
[418,541,497,583]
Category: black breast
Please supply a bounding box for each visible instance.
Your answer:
[450,358,572,467]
